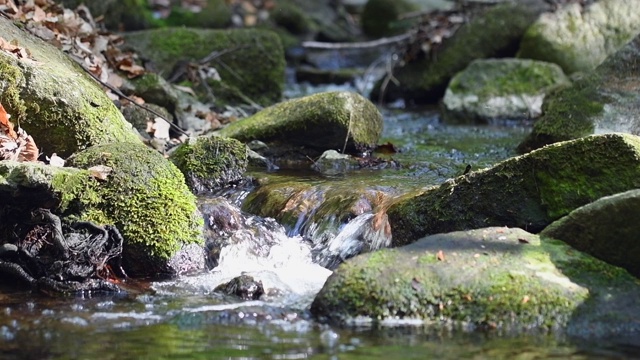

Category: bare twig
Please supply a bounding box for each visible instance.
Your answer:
[302,31,416,50]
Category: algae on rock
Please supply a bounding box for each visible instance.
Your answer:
[171,135,248,194]
[542,189,640,278]
[67,142,204,277]
[442,58,569,123]
[311,226,640,337]
[387,133,640,246]
[0,18,139,157]
[518,35,640,152]
[217,91,383,155]
[517,0,640,74]
[124,27,285,107]
[371,1,546,104]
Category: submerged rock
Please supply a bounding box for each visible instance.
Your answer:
[218,91,383,157]
[371,1,546,104]
[0,17,139,157]
[312,150,360,175]
[311,227,640,338]
[214,274,264,300]
[170,136,248,194]
[542,189,640,278]
[518,34,640,153]
[517,0,640,74]
[442,58,569,123]
[387,133,640,246]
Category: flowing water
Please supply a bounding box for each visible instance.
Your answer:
[0,83,637,359]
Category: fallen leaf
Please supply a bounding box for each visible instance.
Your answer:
[436,250,445,261]
[0,103,17,140]
[47,153,65,167]
[522,295,530,304]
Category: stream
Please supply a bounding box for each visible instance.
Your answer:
[0,81,636,359]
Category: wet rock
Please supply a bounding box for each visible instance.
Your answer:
[214,274,264,300]
[200,197,281,269]
[442,58,569,123]
[170,136,248,194]
[517,0,640,74]
[312,150,359,175]
[0,17,139,157]
[371,1,547,105]
[387,133,640,246]
[242,180,395,268]
[542,189,640,278]
[518,34,640,153]
[124,27,285,107]
[66,142,204,278]
[217,91,383,157]
[311,227,640,338]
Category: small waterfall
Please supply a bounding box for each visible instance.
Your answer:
[154,196,332,308]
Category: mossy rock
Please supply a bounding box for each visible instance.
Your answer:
[66,142,204,277]
[217,91,383,155]
[269,2,315,36]
[311,227,640,337]
[371,1,546,105]
[162,0,232,29]
[442,58,570,123]
[517,35,640,153]
[0,18,139,158]
[387,133,640,246]
[59,0,155,31]
[542,189,640,278]
[124,27,285,107]
[517,0,640,74]
[360,0,419,38]
[170,136,248,194]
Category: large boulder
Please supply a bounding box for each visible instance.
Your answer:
[0,17,139,157]
[371,1,547,105]
[442,58,569,123]
[517,0,640,74]
[217,91,383,156]
[387,133,640,246]
[124,27,285,107]
[66,142,204,277]
[170,135,248,194]
[311,227,640,337]
[0,151,205,278]
[542,189,640,278]
[518,34,640,153]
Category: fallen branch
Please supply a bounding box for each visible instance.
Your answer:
[302,31,416,50]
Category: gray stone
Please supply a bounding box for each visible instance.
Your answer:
[518,0,640,74]
[442,58,569,123]
[542,189,640,278]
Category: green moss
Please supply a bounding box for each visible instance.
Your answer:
[125,27,285,106]
[163,0,232,28]
[541,238,633,286]
[311,230,586,328]
[518,74,604,152]
[373,2,543,103]
[170,136,248,193]
[67,142,203,260]
[0,20,139,157]
[448,59,568,98]
[388,133,640,245]
[361,0,419,38]
[218,91,382,153]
